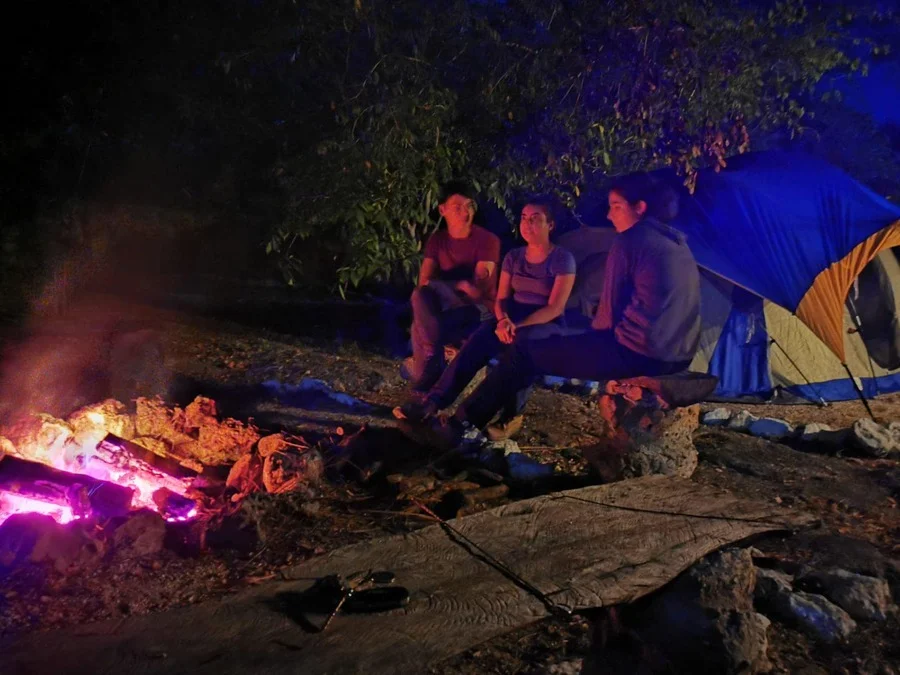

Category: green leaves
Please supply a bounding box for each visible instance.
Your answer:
[250,0,862,292]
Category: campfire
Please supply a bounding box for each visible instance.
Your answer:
[0,395,325,536]
[0,400,202,526]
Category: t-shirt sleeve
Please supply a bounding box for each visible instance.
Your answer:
[550,247,577,276]
[501,250,516,275]
[477,230,501,265]
[423,231,442,260]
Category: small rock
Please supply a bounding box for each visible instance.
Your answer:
[796,569,893,621]
[113,510,167,558]
[257,433,290,459]
[799,422,833,443]
[702,407,733,426]
[263,448,324,493]
[748,417,794,440]
[486,439,521,456]
[543,660,584,675]
[781,591,857,641]
[851,418,896,458]
[754,567,794,604]
[226,452,264,495]
[727,410,758,431]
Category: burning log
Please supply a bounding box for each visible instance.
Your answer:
[91,433,197,480]
[0,454,134,519]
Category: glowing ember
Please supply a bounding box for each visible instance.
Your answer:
[1,404,200,526]
[0,492,77,524]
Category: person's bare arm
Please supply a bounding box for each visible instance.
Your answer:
[494,269,515,344]
[418,258,439,287]
[455,260,497,303]
[516,274,576,329]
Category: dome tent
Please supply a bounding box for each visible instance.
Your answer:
[571,151,900,403]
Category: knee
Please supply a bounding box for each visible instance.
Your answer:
[410,286,437,314]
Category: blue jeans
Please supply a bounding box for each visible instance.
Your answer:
[456,329,692,429]
[409,285,483,393]
[425,302,564,416]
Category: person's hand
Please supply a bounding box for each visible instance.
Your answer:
[495,317,515,344]
[455,279,479,299]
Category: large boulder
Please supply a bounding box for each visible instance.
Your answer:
[626,548,771,674]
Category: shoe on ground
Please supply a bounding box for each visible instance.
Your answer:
[485,414,524,442]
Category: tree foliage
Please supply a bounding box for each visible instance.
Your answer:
[223,0,877,291]
[5,0,896,298]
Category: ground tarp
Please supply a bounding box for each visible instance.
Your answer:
[0,476,813,675]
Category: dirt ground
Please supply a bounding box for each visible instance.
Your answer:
[1,296,899,674]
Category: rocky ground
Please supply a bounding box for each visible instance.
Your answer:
[0,295,898,674]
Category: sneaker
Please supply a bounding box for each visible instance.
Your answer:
[485,414,524,442]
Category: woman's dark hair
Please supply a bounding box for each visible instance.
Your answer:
[520,195,558,224]
[438,180,477,205]
[608,173,679,223]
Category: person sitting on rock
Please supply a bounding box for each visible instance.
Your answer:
[395,197,577,439]
[402,173,701,450]
[406,181,502,395]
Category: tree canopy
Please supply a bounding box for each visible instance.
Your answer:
[4,0,897,297]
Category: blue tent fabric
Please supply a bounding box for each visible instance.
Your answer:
[668,152,900,311]
[708,287,772,399]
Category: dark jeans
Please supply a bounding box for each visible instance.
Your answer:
[456,329,691,429]
[426,302,564,415]
[409,285,483,392]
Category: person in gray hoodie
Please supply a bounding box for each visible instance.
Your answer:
[401,173,701,448]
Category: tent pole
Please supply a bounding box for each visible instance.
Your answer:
[840,362,878,422]
[769,338,828,407]
[845,296,881,395]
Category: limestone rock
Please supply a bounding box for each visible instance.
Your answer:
[702,407,733,426]
[112,510,166,558]
[1,414,73,466]
[262,448,324,493]
[754,567,794,603]
[226,452,264,495]
[0,435,14,459]
[756,570,857,642]
[586,389,699,482]
[67,399,137,450]
[748,417,794,440]
[727,410,758,432]
[134,397,194,446]
[631,548,771,673]
[780,591,857,642]
[0,514,105,573]
[183,396,218,430]
[257,433,290,459]
[797,568,893,621]
[851,418,897,458]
